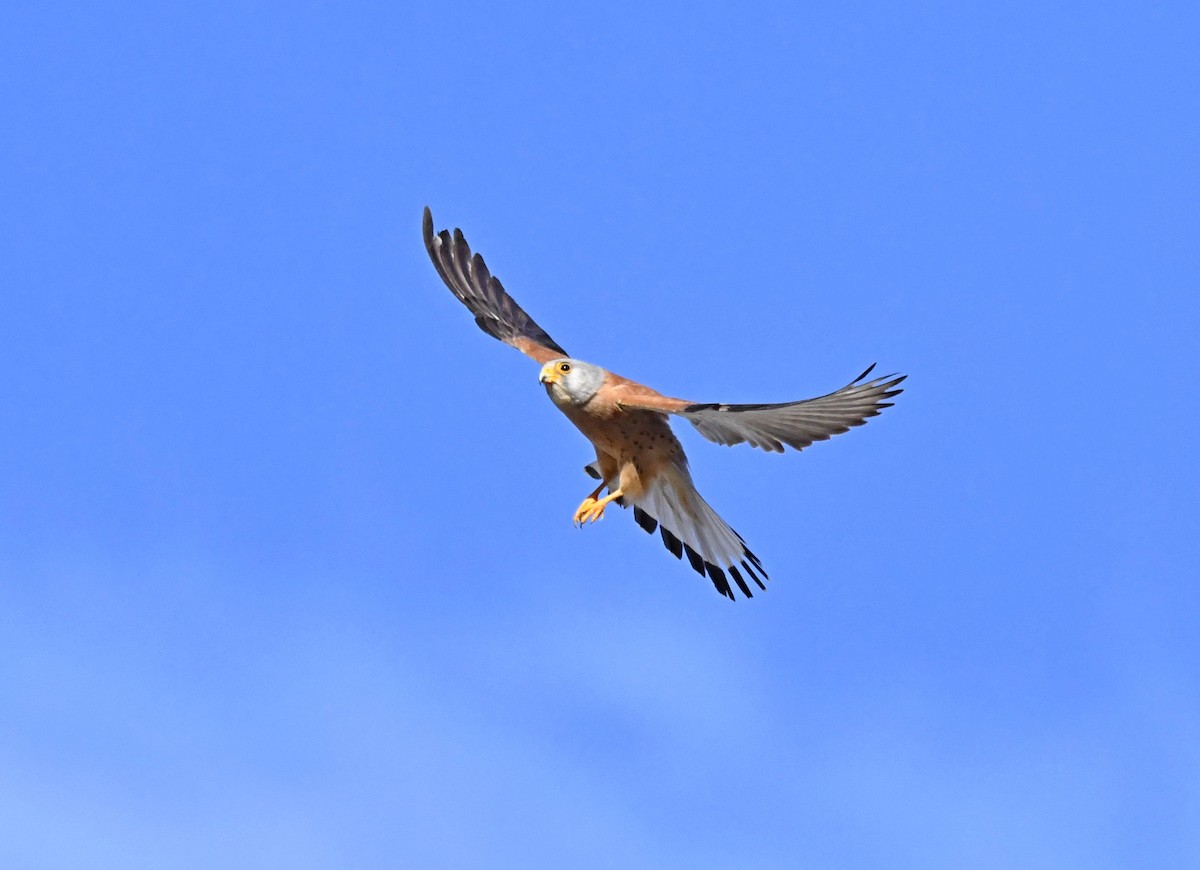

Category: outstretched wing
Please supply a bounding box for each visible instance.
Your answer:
[614,365,906,454]
[423,207,568,364]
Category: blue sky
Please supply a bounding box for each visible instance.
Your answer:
[2,2,1198,867]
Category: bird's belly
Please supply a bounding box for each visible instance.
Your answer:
[557,403,683,470]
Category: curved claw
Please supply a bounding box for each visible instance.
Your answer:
[577,501,608,525]
[573,497,598,527]
[573,489,623,527]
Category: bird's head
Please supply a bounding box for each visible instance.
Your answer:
[539,358,605,406]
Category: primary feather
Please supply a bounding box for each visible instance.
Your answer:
[423,207,567,363]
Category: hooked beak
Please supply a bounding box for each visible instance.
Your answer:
[539,363,560,385]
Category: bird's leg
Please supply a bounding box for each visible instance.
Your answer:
[574,488,624,526]
[573,483,607,526]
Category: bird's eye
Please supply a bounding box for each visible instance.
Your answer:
[559,363,571,373]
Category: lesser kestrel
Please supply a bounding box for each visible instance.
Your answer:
[423,207,904,600]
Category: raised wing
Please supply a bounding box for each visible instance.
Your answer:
[423,207,568,364]
[616,364,906,454]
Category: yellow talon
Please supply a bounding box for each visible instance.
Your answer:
[573,497,598,526]
[573,489,623,526]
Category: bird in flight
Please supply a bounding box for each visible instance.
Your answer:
[423,207,904,600]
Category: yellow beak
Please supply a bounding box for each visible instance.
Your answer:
[539,363,560,385]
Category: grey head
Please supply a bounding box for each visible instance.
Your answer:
[538,358,606,407]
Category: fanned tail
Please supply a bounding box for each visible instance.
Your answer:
[628,465,768,600]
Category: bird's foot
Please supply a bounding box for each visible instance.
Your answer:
[573,497,600,526]
[576,499,609,526]
[574,490,623,527]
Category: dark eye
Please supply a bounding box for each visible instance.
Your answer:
[559,363,571,373]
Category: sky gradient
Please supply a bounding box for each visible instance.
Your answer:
[2,3,1198,867]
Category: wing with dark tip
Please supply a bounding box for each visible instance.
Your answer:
[680,365,906,453]
[423,207,568,364]
[615,364,906,454]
